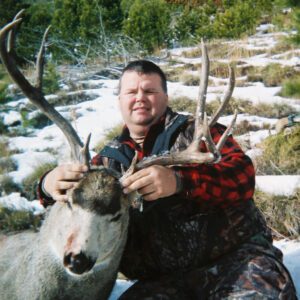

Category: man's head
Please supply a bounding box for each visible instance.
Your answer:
[118,60,168,137]
[118,60,167,94]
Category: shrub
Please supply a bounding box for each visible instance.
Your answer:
[180,73,199,86]
[123,0,170,52]
[0,82,12,103]
[169,96,197,114]
[279,76,300,99]
[247,102,297,119]
[22,162,57,201]
[43,62,61,95]
[0,116,8,135]
[254,189,300,239]
[0,157,17,174]
[212,1,259,39]
[233,120,262,136]
[261,63,296,87]
[0,206,43,233]
[174,6,214,45]
[0,176,20,195]
[255,126,300,175]
[0,140,17,175]
[18,109,52,130]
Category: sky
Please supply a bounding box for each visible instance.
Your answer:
[0,24,299,298]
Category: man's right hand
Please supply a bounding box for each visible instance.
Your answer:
[43,164,88,202]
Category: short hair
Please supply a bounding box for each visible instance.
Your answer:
[118,60,167,94]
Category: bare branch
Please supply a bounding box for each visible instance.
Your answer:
[36,26,51,90]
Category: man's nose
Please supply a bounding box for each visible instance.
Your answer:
[136,89,146,101]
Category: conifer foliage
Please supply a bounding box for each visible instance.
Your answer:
[0,0,294,59]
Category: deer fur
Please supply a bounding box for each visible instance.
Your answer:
[0,168,130,300]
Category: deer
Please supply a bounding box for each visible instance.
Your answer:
[0,11,236,300]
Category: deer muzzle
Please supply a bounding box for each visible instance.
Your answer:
[63,251,96,275]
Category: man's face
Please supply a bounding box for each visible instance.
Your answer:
[118,71,168,134]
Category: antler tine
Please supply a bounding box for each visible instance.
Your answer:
[36,25,51,90]
[7,9,25,53]
[0,13,85,162]
[80,133,92,170]
[209,66,235,127]
[194,40,209,135]
[216,109,238,151]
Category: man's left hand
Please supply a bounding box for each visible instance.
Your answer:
[122,165,177,201]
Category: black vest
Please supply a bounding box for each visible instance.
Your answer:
[99,113,189,171]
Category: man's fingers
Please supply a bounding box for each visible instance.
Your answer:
[56,181,77,191]
[123,175,151,193]
[58,170,85,181]
[122,169,148,187]
[61,163,88,173]
[52,192,68,202]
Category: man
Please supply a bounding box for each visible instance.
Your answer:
[39,60,296,299]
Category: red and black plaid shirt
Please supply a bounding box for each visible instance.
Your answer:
[91,118,255,209]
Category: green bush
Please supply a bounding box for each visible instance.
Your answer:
[22,162,57,201]
[0,157,17,174]
[174,6,214,45]
[212,1,259,39]
[0,206,43,233]
[280,76,300,99]
[0,116,8,135]
[43,62,61,95]
[0,176,20,195]
[0,140,17,175]
[123,0,171,52]
[0,82,12,103]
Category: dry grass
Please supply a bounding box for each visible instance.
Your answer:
[94,123,124,153]
[254,189,300,239]
[22,162,57,201]
[169,96,197,115]
[255,126,300,175]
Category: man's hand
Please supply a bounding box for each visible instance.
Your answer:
[122,165,177,201]
[43,164,88,202]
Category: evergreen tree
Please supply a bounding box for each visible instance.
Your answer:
[0,0,29,28]
[123,0,171,52]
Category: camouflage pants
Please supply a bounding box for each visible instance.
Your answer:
[119,244,297,300]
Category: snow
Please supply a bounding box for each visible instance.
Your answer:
[256,175,300,196]
[0,25,299,298]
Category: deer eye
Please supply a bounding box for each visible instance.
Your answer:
[110,212,122,222]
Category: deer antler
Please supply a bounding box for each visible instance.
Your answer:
[120,41,237,182]
[0,11,90,166]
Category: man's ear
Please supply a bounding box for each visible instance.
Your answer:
[165,94,169,105]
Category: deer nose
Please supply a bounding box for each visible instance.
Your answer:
[63,251,96,275]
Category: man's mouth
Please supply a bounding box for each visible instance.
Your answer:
[133,107,149,112]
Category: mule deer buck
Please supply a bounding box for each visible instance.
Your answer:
[0,11,236,300]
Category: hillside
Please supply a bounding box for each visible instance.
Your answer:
[0,23,299,298]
